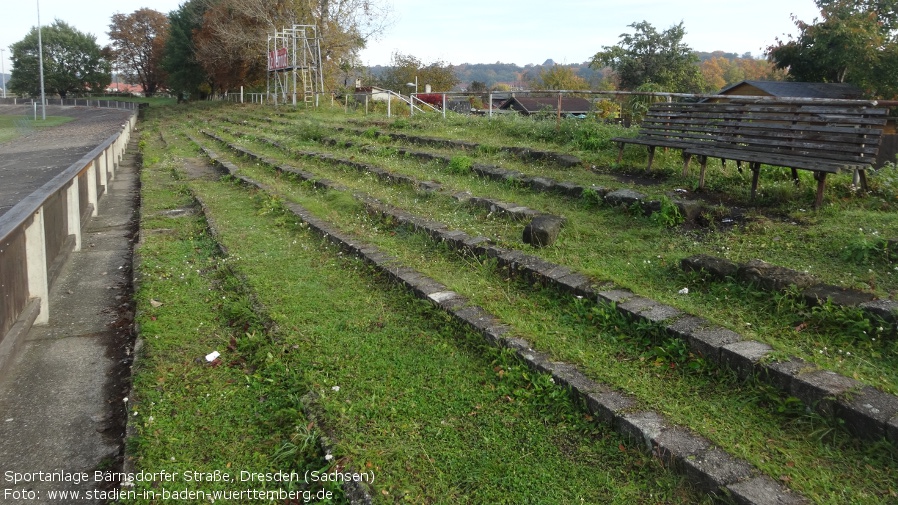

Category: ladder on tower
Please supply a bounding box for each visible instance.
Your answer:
[301,68,314,104]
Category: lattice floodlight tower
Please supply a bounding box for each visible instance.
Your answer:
[267,25,324,106]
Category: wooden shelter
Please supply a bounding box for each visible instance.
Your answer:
[715,80,865,100]
[498,96,592,116]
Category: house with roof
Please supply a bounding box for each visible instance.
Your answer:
[715,80,865,100]
[353,85,392,102]
[498,96,593,116]
[106,83,146,95]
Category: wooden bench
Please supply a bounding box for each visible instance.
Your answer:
[612,99,888,207]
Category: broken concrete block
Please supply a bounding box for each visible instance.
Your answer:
[522,215,565,248]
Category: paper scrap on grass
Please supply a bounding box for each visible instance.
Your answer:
[205,351,221,362]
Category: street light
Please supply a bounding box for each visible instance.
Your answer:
[405,78,418,116]
[37,0,46,119]
[1,48,6,99]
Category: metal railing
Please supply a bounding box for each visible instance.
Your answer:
[0,97,139,110]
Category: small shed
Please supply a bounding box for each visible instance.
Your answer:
[715,80,865,100]
[353,86,392,103]
[499,96,593,116]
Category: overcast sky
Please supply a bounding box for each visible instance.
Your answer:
[1,0,823,79]
[359,0,822,66]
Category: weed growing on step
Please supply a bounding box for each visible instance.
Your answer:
[447,155,473,175]
[580,187,603,207]
[650,196,685,228]
[295,120,327,142]
[570,299,712,375]
[841,233,891,264]
[869,162,898,203]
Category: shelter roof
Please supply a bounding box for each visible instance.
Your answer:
[717,80,864,99]
[499,96,592,114]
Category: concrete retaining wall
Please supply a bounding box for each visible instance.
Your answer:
[0,108,137,373]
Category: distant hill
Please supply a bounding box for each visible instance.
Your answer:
[696,50,756,62]
[368,61,607,90]
[366,51,768,91]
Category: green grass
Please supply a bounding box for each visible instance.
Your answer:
[130,113,704,503]
[128,144,342,503]
[201,116,898,396]
[130,102,898,504]
[189,182,698,503]
[182,139,898,503]
[0,114,75,143]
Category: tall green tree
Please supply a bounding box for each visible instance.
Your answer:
[590,21,705,93]
[377,52,458,93]
[108,8,169,97]
[531,64,589,90]
[8,20,111,99]
[468,80,488,93]
[766,0,898,99]
[161,0,210,99]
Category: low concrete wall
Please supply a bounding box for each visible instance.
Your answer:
[0,105,137,372]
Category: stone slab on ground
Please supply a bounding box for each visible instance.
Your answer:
[726,475,810,505]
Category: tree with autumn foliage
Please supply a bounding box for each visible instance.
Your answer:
[700,55,785,91]
[377,52,459,93]
[191,0,269,93]
[766,0,898,98]
[108,8,169,97]
[182,0,389,94]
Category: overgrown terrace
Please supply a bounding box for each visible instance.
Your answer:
[127,102,898,504]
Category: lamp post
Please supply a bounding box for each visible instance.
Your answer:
[1,48,6,99]
[36,0,46,119]
[405,77,417,116]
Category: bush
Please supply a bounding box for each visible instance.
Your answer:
[448,155,473,174]
[415,93,445,109]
